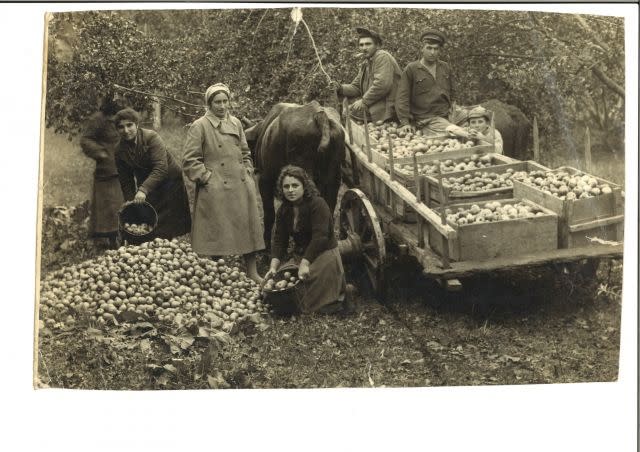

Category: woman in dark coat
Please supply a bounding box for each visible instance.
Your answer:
[80,101,125,247]
[264,165,347,314]
[114,108,191,240]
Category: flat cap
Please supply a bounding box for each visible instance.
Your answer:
[355,26,383,45]
[468,106,492,120]
[420,29,446,45]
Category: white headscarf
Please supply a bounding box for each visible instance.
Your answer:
[205,83,231,107]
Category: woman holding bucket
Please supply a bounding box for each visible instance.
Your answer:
[264,165,349,314]
[114,108,191,239]
[182,83,264,283]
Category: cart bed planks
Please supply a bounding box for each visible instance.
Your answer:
[342,118,624,290]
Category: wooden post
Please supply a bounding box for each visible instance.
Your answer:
[387,134,395,182]
[490,110,496,151]
[362,111,372,164]
[532,116,540,162]
[584,126,592,173]
[413,151,425,247]
[388,134,397,214]
[344,98,353,145]
[152,97,162,130]
[437,163,450,269]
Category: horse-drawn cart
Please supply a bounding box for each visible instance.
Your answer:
[335,113,624,297]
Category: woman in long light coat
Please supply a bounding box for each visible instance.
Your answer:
[182,83,265,282]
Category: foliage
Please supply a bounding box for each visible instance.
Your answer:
[45,8,625,155]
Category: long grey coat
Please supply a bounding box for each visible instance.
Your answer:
[182,111,264,256]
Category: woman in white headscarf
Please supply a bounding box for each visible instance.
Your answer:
[182,83,265,282]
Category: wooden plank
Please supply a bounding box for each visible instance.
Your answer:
[350,144,457,239]
[362,115,373,163]
[428,198,558,262]
[437,167,451,268]
[568,215,624,232]
[423,244,624,278]
[425,160,550,206]
[376,209,446,272]
[584,126,592,173]
[533,116,540,161]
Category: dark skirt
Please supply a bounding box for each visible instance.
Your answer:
[146,175,192,240]
[89,175,124,237]
[289,247,346,314]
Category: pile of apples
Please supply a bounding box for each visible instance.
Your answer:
[443,168,516,192]
[511,169,614,200]
[263,270,301,293]
[39,238,267,330]
[367,121,474,160]
[123,222,153,235]
[393,153,498,177]
[445,200,549,226]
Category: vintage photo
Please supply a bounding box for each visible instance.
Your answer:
[36,5,628,394]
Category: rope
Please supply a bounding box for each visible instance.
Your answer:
[300,18,333,85]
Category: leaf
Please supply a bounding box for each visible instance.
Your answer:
[127,322,156,337]
[59,239,75,251]
[156,374,170,386]
[139,338,151,353]
[198,326,211,338]
[163,364,177,373]
[85,327,104,339]
[207,372,230,389]
[211,331,232,346]
[162,333,195,354]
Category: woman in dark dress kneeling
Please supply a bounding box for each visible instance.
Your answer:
[114,108,191,240]
[264,165,348,314]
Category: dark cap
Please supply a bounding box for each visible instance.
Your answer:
[355,27,383,45]
[420,29,446,45]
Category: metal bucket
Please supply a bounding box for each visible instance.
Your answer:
[118,201,158,245]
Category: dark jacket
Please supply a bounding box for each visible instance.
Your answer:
[395,59,454,125]
[115,128,182,201]
[271,196,338,263]
[341,49,402,122]
[80,112,120,180]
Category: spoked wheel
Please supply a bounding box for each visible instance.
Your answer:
[337,188,386,298]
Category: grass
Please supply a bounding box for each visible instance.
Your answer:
[41,125,190,208]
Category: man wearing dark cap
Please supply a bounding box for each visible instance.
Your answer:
[335,27,402,123]
[395,29,456,136]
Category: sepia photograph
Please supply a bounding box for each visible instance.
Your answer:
[2,2,637,451]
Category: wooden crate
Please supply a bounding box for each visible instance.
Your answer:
[348,120,495,169]
[386,154,518,223]
[424,160,550,207]
[427,198,559,262]
[392,153,519,192]
[512,166,624,248]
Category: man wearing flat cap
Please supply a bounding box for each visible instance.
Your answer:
[336,27,402,123]
[395,29,456,136]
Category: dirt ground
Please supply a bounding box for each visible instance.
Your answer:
[36,204,623,390]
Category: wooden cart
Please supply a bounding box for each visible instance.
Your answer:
[335,113,624,296]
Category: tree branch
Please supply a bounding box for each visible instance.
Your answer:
[591,65,625,98]
[574,14,612,54]
[113,84,202,108]
[462,52,547,60]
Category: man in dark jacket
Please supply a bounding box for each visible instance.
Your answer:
[395,30,456,136]
[336,27,402,123]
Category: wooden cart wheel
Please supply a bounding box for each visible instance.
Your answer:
[338,188,386,297]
